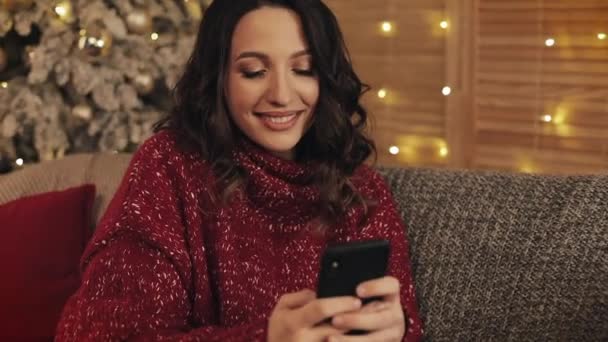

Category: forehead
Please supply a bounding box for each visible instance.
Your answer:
[230,6,309,57]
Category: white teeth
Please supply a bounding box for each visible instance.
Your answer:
[266,114,296,123]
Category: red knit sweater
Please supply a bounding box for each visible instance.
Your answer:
[56,130,423,341]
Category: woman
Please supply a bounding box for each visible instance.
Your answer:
[56,0,423,341]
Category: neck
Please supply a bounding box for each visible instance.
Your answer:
[269,149,295,161]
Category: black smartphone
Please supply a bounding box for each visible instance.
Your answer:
[317,239,391,335]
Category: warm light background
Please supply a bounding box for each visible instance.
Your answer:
[325,0,608,175]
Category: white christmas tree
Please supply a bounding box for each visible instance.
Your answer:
[0,0,211,172]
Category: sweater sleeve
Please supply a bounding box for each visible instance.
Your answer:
[55,134,268,341]
[365,169,424,342]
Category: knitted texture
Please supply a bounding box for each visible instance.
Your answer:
[54,131,422,341]
[380,167,608,341]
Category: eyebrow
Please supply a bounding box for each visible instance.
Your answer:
[235,49,311,62]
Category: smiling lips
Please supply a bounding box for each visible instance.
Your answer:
[255,111,303,131]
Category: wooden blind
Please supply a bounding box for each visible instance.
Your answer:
[473,0,608,174]
[325,0,607,174]
[325,0,450,168]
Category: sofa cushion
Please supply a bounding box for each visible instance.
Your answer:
[0,152,132,226]
[380,167,608,341]
[0,184,96,341]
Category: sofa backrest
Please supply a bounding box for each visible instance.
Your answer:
[380,167,607,341]
[0,153,132,226]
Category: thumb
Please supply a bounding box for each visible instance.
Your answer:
[276,289,316,309]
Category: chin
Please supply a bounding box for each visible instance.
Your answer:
[258,138,300,158]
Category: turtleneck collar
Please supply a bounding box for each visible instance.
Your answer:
[232,139,321,223]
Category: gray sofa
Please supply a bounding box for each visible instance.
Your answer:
[380,167,607,341]
[1,153,606,341]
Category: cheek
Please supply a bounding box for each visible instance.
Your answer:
[301,81,319,129]
[300,79,320,107]
[226,75,259,114]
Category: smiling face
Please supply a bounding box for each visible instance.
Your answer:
[225,6,320,160]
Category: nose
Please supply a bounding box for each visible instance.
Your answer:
[265,70,293,106]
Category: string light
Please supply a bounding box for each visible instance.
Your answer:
[54,5,67,17]
[377,88,387,99]
[439,146,449,158]
[151,32,159,40]
[442,86,451,96]
[389,146,400,155]
[542,114,553,123]
[381,21,393,33]
[1,82,7,89]
[16,158,24,166]
[520,165,534,174]
[440,20,449,29]
[545,38,555,47]
[598,33,607,40]
[53,1,74,23]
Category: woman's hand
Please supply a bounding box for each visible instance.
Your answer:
[267,289,362,342]
[328,276,405,342]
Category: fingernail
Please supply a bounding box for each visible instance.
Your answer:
[353,298,362,308]
[357,286,366,296]
[333,316,343,325]
[366,301,381,310]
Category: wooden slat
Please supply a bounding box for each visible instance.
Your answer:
[479,1,608,11]
[325,0,448,168]
[445,0,475,168]
[476,131,606,154]
[324,0,607,174]
[473,0,608,174]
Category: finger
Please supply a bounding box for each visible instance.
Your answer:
[357,276,400,301]
[276,289,316,309]
[306,324,348,341]
[358,300,390,314]
[331,304,402,332]
[328,326,404,342]
[298,296,362,326]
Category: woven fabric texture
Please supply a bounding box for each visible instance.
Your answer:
[0,154,94,205]
[380,167,607,341]
[0,153,132,225]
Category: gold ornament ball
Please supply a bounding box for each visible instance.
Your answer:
[1,16,13,33]
[78,23,113,57]
[126,9,152,34]
[184,0,202,20]
[72,104,93,121]
[133,73,155,95]
[53,0,75,24]
[0,0,34,12]
[0,47,7,72]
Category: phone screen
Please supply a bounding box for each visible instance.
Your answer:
[317,239,390,300]
[316,240,390,335]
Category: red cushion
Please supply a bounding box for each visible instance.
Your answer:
[0,184,95,341]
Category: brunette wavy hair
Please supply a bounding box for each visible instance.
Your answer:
[155,0,377,225]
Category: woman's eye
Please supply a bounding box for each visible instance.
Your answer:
[242,70,266,79]
[293,68,315,76]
